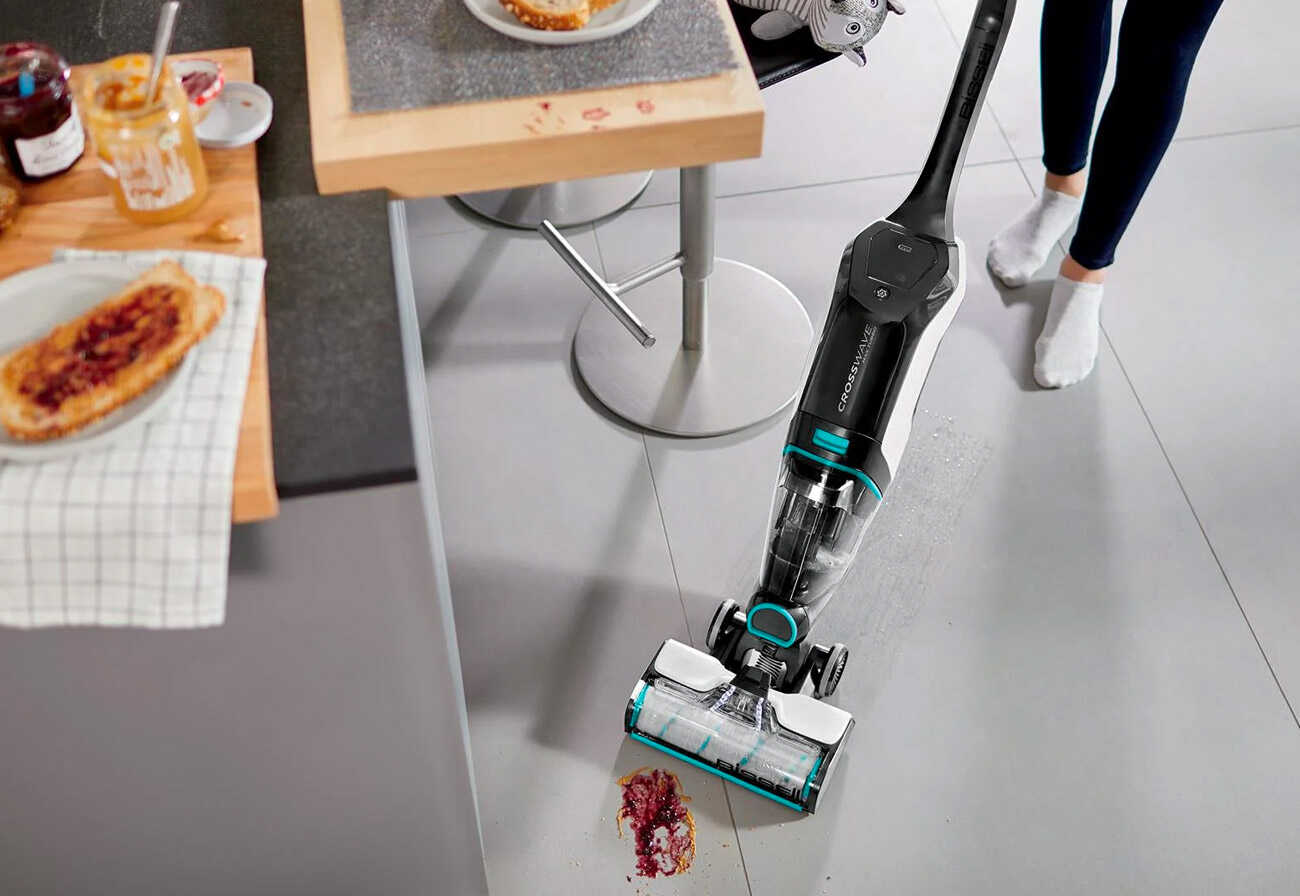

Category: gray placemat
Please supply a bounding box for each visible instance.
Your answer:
[342,0,738,113]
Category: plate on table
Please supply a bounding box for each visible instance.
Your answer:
[0,260,195,464]
[463,0,662,45]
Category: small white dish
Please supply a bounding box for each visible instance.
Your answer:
[463,0,663,45]
[194,80,273,149]
[0,259,195,464]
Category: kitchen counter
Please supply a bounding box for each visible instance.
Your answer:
[8,0,416,498]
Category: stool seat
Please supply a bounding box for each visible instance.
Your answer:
[729,2,837,89]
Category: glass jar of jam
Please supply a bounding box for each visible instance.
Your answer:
[0,42,86,182]
[82,54,208,226]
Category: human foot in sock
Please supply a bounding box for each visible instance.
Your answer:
[987,187,1082,287]
[1034,270,1104,388]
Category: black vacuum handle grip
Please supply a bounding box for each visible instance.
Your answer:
[891,0,1015,240]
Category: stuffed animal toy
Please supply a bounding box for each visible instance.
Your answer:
[734,0,905,66]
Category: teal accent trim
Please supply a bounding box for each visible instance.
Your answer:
[802,753,825,803]
[629,682,648,728]
[747,603,798,648]
[812,428,849,454]
[628,733,804,812]
[783,445,883,500]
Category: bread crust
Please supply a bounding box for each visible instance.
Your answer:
[0,260,225,442]
[500,0,590,30]
[499,0,623,30]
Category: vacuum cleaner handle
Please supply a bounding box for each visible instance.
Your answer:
[891,0,1015,240]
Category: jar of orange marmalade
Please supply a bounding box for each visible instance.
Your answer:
[82,54,208,225]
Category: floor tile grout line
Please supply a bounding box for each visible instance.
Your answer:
[639,438,696,646]
[1100,327,1300,731]
[588,221,607,278]
[590,222,694,643]
[1006,122,1300,167]
[412,123,1300,236]
[1165,121,1300,146]
[622,113,1300,219]
[720,781,757,896]
[414,109,1298,235]
[1009,134,1299,729]
[594,219,751,879]
[629,156,1023,213]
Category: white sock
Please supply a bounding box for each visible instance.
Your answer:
[987,188,1082,287]
[1034,276,1103,388]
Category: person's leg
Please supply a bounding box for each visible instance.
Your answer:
[1067,0,1225,271]
[988,0,1112,287]
[1036,0,1225,388]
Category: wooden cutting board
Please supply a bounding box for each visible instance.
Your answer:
[0,47,277,524]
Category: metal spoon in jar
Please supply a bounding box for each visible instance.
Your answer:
[144,1,181,104]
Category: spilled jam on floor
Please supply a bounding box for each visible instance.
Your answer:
[616,768,696,878]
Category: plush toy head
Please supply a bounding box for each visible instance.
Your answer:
[810,0,891,65]
[739,0,903,67]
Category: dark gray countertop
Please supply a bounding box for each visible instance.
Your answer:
[6,1,416,498]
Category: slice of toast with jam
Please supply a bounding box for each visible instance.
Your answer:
[499,0,620,31]
[0,260,224,441]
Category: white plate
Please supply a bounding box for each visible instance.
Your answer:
[0,259,195,464]
[463,0,662,45]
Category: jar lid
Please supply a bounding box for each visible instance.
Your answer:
[0,42,71,116]
[194,80,272,149]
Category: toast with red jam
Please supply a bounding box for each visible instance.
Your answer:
[500,0,620,31]
[0,260,224,441]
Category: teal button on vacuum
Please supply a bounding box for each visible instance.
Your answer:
[812,428,850,455]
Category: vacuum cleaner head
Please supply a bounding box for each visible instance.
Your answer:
[626,639,853,813]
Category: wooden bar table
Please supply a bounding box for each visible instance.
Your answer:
[302,0,764,198]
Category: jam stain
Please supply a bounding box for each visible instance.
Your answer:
[539,101,552,111]
[636,100,654,114]
[582,107,610,121]
[19,285,180,410]
[616,768,696,878]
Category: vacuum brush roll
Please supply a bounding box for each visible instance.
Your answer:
[625,639,854,812]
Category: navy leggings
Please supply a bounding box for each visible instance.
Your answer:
[1041,0,1224,268]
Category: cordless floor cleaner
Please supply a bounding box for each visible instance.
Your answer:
[625,0,1014,813]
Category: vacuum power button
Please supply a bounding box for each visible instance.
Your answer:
[867,232,937,289]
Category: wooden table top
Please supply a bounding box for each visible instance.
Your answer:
[2,47,279,524]
[302,0,765,197]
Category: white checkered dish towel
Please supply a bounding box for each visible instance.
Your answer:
[0,249,266,629]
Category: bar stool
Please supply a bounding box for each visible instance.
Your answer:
[541,7,838,437]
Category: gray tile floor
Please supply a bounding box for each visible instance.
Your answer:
[407,2,1300,891]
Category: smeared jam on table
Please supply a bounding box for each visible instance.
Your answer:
[19,285,180,410]
[616,768,696,878]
